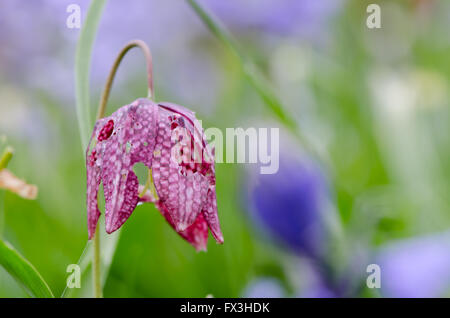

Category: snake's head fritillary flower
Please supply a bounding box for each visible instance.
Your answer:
[86,98,223,251]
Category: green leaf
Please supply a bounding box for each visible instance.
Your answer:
[61,224,121,298]
[0,191,4,236]
[75,0,107,150]
[186,0,298,133]
[0,238,54,298]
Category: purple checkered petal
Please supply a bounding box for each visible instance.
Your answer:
[152,103,214,232]
[156,200,209,251]
[202,185,224,243]
[86,99,158,237]
[86,120,104,239]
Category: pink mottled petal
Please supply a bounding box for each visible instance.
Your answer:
[86,121,105,239]
[157,201,208,251]
[158,102,197,129]
[102,101,158,234]
[88,99,158,237]
[153,166,209,231]
[127,99,158,167]
[179,213,209,252]
[99,107,134,233]
[152,106,210,231]
[104,170,140,234]
[86,166,101,239]
[202,186,224,244]
[158,101,213,161]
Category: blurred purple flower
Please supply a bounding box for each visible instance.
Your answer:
[299,285,336,298]
[0,0,346,106]
[245,151,331,259]
[199,0,344,39]
[376,232,450,298]
[293,258,340,298]
[242,278,286,298]
[0,0,345,121]
[0,0,88,96]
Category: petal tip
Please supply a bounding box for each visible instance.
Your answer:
[215,236,224,244]
[105,223,115,235]
[210,227,224,244]
[195,245,208,252]
[176,222,189,232]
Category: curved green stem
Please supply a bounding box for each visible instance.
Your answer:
[138,169,152,198]
[138,169,159,200]
[93,225,102,298]
[97,40,154,119]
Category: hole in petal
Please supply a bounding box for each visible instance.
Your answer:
[97,183,106,211]
[133,162,148,185]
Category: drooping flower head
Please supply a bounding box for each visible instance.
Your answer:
[86,98,223,251]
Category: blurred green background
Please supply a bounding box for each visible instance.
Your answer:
[0,0,449,298]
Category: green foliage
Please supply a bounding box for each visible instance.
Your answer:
[0,238,54,298]
[75,0,107,150]
[186,0,298,133]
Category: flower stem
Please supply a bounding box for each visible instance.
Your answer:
[97,40,154,119]
[138,169,152,198]
[139,168,159,200]
[0,146,14,171]
[93,225,102,298]
[93,40,154,298]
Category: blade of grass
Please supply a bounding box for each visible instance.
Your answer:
[75,0,107,150]
[0,238,54,298]
[186,0,298,133]
[0,191,4,237]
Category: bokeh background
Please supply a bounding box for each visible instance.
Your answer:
[1,0,450,298]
